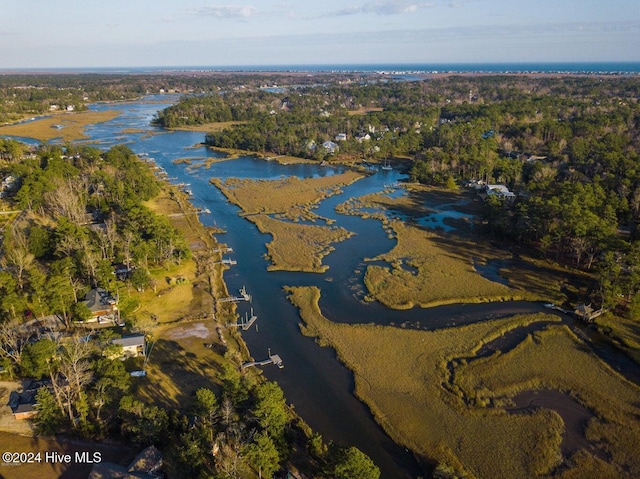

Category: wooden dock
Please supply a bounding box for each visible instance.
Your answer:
[242,349,284,369]
[213,258,237,266]
[228,309,258,331]
[219,286,252,303]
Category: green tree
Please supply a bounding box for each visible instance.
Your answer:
[244,431,280,479]
[119,396,169,445]
[332,446,380,479]
[33,387,63,435]
[20,338,56,379]
[72,301,93,323]
[193,387,219,425]
[252,382,289,439]
[130,267,152,292]
[93,358,130,424]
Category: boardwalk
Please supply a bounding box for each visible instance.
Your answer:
[213,258,237,266]
[242,349,284,369]
[218,286,251,303]
[228,309,258,331]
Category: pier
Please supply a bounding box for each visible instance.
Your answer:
[213,258,237,266]
[228,308,258,331]
[212,247,234,254]
[242,349,284,369]
[218,286,252,303]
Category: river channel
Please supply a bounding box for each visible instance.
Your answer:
[5,95,640,478]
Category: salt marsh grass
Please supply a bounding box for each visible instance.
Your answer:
[0,110,121,141]
[287,286,640,478]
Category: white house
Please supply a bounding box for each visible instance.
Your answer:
[322,141,338,154]
[484,184,516,200]
[335,133,347,141]
[305,140,317,152]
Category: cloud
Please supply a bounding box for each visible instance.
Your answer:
[325,1,436,17]
[192,5,257,19]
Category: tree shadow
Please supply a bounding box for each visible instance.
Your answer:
[131,338,224,411]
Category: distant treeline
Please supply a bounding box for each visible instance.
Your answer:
[0,72,367,123]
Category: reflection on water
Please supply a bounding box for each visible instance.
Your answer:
[509,389,600,459]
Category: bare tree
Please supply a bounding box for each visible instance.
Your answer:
[1,246,34,291]
[122,230,135,270]
[49,336,95,428]
[1,226,34,290]
[44,178,88,225]
[0,318,27,370]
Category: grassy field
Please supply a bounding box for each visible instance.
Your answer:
[592,313,640,365]
[125,185,249,410]
[363,219,531,308]
[286,285,640,478]
[453,326,640,478]
[205,146,316,165]
[0,110,121,141]
[136,190,215,324]
[347,107,384,115]
[212,172,363,272]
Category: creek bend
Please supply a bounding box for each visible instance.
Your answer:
[6,96,639,478]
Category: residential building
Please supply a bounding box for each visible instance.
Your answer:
[81,288,119,324]
[111,334,146,359]
[322,141,338,154]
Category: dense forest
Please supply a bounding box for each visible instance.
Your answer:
[156,75,640,313]
[0,142,189,325]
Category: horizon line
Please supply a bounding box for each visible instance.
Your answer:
[1,61,640,75]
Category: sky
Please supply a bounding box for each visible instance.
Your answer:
[1,0,639,69]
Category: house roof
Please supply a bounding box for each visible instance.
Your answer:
[485,184,516,197]
[128,446,162,473]
[88,446,162,479]
[111,334,145,348]
[13,403,36,414]
[83,288,117,313]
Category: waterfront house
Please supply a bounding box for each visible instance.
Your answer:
[81,288,119,324]
[322,141,338,154]
[484,184,516,200]
[335,133,347,141]
[111,334,146,359]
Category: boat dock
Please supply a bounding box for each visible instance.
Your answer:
[228,309,258,331]
[213,258,237,266]
[219,286,252,303]
[213,247,234,254]
[242,349,284,369]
